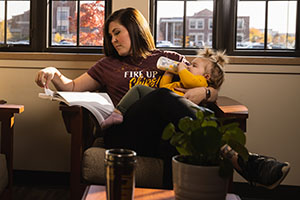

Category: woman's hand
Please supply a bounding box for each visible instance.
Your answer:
[35,67,61,88]
[175,87,218,104]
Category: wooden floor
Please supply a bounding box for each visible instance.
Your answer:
[12,185,70,200]
[11,183,300,200]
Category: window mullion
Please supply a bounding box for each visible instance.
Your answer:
[183,0,186,48]
[264,0,269,49]
[4,0,7,44]
[296,0,300,55]
[77,0,80,46]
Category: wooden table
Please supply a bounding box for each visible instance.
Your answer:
[82,185,241,200]
[82,185,175,200]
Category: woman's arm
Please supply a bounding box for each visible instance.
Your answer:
[35,67,100,92]
[175,87,218,105]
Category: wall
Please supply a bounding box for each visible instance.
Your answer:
[0,58,98,171]
[112,0,149,20]
[1,57,299,186]
[221,64,300,184]
[0,0,299,186]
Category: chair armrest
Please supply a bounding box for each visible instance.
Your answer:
[206,96,248,132]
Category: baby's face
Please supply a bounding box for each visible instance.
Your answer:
[187,57,211,76]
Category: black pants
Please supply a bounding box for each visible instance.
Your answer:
[104,88,198,188]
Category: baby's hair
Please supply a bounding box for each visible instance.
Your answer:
[197,48,229,89]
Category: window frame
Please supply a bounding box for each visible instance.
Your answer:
[151,0,217,55]
[151,0,300,57]
[0,0,112,53]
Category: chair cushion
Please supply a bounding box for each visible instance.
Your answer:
[82,147,164,188]
[0,154,8,195]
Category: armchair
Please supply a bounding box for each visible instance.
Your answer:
[0,102,24,200]
[59,96,248,200]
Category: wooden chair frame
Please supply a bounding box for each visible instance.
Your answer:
[0,103,24,200]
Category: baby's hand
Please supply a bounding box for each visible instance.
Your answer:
[177,62,187,72]
[157,56,179,74]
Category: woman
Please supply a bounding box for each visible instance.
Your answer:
[35,8,216,106]
[35,7,290,189]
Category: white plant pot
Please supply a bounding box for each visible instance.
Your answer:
[172,155,229,200]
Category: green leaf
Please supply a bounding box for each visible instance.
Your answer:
[223,126,246,146]
[219,122,240,133]
[170,132,185,146]
[202,119,218,128]
[162,123,175,140]
[196,109,204,121]
[191,127,222,156]
[176,146,191,156]
[228,139,249,161]
[178,117,194,133]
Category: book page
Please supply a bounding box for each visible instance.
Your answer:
[57,91,112,106]
[38,88,114,125]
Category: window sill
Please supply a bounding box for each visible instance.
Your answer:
[0,52,299,65]
[0,52,103,61]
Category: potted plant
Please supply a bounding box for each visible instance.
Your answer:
[162,106,249,200]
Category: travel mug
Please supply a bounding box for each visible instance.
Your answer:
[105,149,137,200]
[156,56,180,74]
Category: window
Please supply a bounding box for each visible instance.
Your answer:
[235,0,297,51]
[153,0,300,57]
[197,19,204,29]
[208,18,213,30]
[189,19,196,29]
[237,18,244,30]
[155,0,214,50]
[0,0,111,53]
[0,0,30,48]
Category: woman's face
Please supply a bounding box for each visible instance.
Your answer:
[108,21,132,56]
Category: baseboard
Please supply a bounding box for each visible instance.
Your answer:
[232,182,300,200]
[13,170,70,186]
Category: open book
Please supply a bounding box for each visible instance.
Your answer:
[39,88,114,125]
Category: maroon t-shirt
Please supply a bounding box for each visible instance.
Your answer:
[88,50,187,106]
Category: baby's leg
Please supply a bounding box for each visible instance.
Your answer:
[117,85,155,115]
[101,85,155,130]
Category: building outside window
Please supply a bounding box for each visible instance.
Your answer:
[50,0,106,47]
[236,0,296,50]
[0,0,30,46]
[156,0,214,49]
[0,0,110,52]
[154,0,299,56]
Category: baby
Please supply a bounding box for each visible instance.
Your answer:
[101,48,228,130]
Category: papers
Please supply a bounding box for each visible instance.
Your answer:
[38,88,114,125]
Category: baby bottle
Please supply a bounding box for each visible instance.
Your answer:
[156,56,179,74]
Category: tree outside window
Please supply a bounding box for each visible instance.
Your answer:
[51,0,105,47]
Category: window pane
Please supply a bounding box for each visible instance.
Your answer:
[268,1,297,49]
[156,1,184,47]
[7,0,30,45]
[187,0,213,48]
[236,1,265,49]
[0,1,4,44]
[52,0,77,46]
[79,1,105,46]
